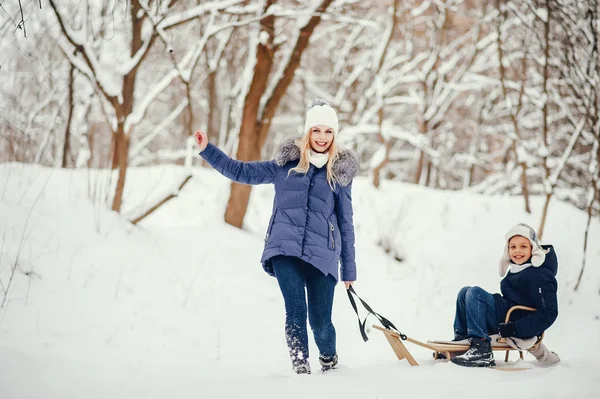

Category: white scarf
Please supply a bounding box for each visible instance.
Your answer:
[309,150,329,168]
[509,262,533,274]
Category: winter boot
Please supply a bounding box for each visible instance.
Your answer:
[319,353,338,373]
[293,361,311,375]
[451,338,496,368]
[528,342,560,365]
[453,332,468,341]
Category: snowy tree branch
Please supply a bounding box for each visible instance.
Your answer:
[48,0,120,103]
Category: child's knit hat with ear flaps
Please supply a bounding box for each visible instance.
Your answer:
[499,223,547,277]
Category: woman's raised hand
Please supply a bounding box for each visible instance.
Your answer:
[195,131,208,152]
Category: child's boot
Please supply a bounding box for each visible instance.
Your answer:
[451,338,496,367]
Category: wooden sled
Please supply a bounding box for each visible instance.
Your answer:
[374,305,543,371]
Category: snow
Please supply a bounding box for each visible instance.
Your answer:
[259,31,270,45]
[411,1,431,17]
[1,162,599,399]
[516,145,528,164]
[369,145,387,169]
[157,0,245,31]
[537,145,549,158]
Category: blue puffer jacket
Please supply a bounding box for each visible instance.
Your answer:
[493,245,559,338]
[199,140,359,282]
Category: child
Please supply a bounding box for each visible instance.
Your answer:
[451,223,559,367]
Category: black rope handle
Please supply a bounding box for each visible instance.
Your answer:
[346,286,407,341]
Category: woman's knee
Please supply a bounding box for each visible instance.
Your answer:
[284,298,307,320]
[308,307,333,333]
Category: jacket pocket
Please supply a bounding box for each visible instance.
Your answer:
[538,287,546,308]
[328,220,335,250]
[265,210,277,242]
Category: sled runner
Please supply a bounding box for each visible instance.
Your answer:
[373,305,544,369]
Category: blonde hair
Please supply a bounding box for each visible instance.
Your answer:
[288,129,340,190]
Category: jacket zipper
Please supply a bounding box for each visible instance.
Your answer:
[329,221,335,249]
[538,287,546,308]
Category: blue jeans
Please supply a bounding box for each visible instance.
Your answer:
[271,256,337,366]
[453,286,498,342]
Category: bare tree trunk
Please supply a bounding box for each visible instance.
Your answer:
[576,79,600,289]
[185,86,194,138]
[255,0,335,148]
[111,124,130,212]
[465,110,485,188]
[518,160,531,212]
[110,1,146,212]
[371,0,399,189]
[575,126,599,292]
[372,136,391,188]
[538,0,552,239]
[207,69,220,138]
[574,183,597,291]
[424,159,432,187]
[110,133,118,169]
[224,0,276,228]
[538,193,552,239]
[205,67,220,166]
[224,0,334,228]
[495,0,531,213]
[62,62,75,168]
[414,151,425,185]
[414,114,428,184]
[372,139,391,188]
[574,110,599,293]
[86,123,95,168]
[467,163,475,187]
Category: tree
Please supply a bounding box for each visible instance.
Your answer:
[548,0,600,290]
[48,0,249,212]
[223,0,335,228]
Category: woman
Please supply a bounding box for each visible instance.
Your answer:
[195,100,359,374]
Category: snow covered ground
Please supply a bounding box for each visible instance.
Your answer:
[1,162,599,399]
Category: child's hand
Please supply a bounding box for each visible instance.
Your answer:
[195,131,208,152]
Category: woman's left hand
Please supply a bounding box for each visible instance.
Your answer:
[344,281,354,289]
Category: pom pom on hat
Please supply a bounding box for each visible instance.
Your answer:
[499,223,547,277]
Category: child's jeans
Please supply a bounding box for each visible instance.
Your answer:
[453,286,499,342]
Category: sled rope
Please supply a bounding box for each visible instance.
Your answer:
[346,286,407,341]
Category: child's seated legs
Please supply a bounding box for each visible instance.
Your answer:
[453,286,498,341]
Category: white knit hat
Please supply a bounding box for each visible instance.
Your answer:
[304,103,338,135]
[499,223,547,277]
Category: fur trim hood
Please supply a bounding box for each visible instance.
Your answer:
[274,139,359,187]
